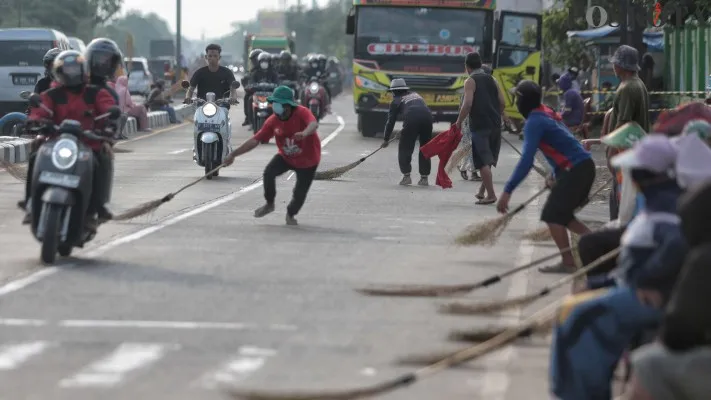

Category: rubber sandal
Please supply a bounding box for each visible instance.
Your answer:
[475,194,484,200]
[460,170,468,180]
[539,263,576,274]
[475,198,496,205]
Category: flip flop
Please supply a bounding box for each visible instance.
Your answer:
[460,170,468,180]
[475,198,496,205]
[475,194,485,200]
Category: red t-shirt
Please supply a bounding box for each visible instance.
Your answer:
[254,105,321,168]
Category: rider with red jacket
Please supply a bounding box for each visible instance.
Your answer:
[20,50,117,230]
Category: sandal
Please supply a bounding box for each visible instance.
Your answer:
[460,170,468,180]
[475,194,484,200]
[539,263,577,274]
[475,197,496,205]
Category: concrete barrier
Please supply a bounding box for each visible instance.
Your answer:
[0,105,193,164]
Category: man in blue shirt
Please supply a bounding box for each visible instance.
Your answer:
[497,80,595,273]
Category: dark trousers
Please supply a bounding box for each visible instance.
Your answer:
[578,226,624,280]
[263,154,317,217]
[398,118,433,176]
[243,93,252,122]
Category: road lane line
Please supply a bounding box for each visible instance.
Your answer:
[0,318,46,326]
[196,346,275,389]
[0,341,53,370]
[286,115,345,181]
[0,318,298,331]
[59,343,171,388]
[0,114,346,297]
[168,148,190,155]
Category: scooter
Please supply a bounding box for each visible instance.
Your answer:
[24,93,121,264]
[181,80,240,179]
[302,77,328,121]
[248,82,278,141]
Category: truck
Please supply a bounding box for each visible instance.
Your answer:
[243,34,296,70]
[148,39,177,83]
[345,0,543,137]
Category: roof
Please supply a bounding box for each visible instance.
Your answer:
[353,0,496,9]
[0,28,66,40]
[566,26,664,51]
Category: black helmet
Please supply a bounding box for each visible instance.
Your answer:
[279,50,291,61]
[316,54,327,61]
[43,48,62,71]
[52,50,87,87]
[257,52,271,68]
[249,48,263,61]
[515,80,542,119]
[85,38,123,81]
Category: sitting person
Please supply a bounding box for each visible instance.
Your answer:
[115,75,150,133]
[146,81,178,124]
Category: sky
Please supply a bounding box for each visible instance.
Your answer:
[119,0,331,40]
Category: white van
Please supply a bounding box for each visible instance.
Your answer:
[125,57,153,97]
[0,28,71,117]
[68,37,87,53]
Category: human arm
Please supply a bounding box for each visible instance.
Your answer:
[503,118,543,194]
[293,107,318,140]
[382,98,402,142]
[225,69,238,100]
[224,117,275,165]
[186,68,200,99]
[455,78,475,129]
[28,91,55,121]
[95,88,118,115]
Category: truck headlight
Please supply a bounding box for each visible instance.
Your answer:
[202,103,217,117]
[51,138,78,170]
[355,76,388,91]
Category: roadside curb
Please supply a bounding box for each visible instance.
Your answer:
[0,105,194,164]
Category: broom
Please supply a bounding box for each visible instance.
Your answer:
[520,177,614,241]
[500,134,548,177]
[225,299,560,400]
[437,247,621,316]
[314,135,399,180]
[354,246,575,297]
[0,160,28,181]
[447,316,554,344]
[454,186,549,246]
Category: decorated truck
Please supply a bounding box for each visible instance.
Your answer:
[345,0,542,137]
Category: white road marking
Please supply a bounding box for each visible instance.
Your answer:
[373,236,402,241]
[0,318,46,326]
[476,182,540,399]
[0,114,346,297]
[287,115,345,181]
[0,341,53,370]
[168,148,190,154]
[59,343,171,388]
[196,346,276,389]
[0,318,297,331]
[360,367,377,376]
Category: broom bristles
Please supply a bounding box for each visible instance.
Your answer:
[438,292,541,315]
[448,319,553,343]
[0,160,28,181]
[314,159,363,180]
[521,226,552,241]
[454,214,512,246]
[445,144,471,175]
[354,284,470,297]
[111,194,173,221]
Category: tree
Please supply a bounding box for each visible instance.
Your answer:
[541,0,592,68]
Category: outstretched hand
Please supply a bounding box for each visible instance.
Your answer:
[223,154,236,166]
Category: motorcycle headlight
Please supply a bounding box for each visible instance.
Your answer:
[258,102,268,109]
[51,138,78,170]
[309,82,319,94]
[202,103,217,117]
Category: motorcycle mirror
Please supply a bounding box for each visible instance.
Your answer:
[19,91,31,100]
[28,93,42,108]
[181,80,190,89]
[107,106,121,119]
[231,81,240,89]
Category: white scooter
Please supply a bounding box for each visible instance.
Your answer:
[181,80,240,179]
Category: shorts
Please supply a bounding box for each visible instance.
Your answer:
[471,127,501,169]
[541,158,595,226]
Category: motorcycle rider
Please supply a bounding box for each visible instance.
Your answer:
[20,50,118,231]
[277,50,299,81]
[241,48,264,126]
[34,48,62,95]
[301,54,331,112]
[84,38,123,104]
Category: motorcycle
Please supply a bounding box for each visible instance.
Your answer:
[181,80,240,179]
[279,79,299,101]
[24,93,121,264]
[302,77,328,121]
[248,82,278,141]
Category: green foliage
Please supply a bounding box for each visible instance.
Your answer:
[542,0,592,67]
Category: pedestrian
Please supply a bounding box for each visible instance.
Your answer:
[223,86,320,226]
[497,80,594,273]
[455,51,505,204]
[381,78,433,186]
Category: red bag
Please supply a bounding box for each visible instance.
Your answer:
[420,126,463,189]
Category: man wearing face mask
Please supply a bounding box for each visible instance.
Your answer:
[498,80,595,273]
[223,86,320,226]
[241,48,264,126]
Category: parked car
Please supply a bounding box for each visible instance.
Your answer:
[68,36,86,53]
[0,28,71,134]
[125,57,153,97]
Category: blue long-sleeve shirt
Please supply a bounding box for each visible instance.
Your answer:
[503,108,591,194]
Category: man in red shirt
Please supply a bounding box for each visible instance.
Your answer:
[224,86,320,225]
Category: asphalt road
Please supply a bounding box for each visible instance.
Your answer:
[0,94,607,399]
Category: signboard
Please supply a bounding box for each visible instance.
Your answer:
[257,11,287,36]
[367,43,477,56]
[353,0,496,9]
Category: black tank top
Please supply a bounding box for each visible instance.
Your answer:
[468,70,501,132]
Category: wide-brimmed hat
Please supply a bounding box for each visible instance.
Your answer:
[601,121,646,149]
[610,45,641,72]
[610,133,677,172]
[267,85,299,107]
[388,78,408,91]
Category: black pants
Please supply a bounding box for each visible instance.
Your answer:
[578,226,624,279]
[398,117,433,176]
[263,154,317,217]
[243,93,252,122]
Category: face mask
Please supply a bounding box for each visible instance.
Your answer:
[260,62,268,69]
[272,102,285,116]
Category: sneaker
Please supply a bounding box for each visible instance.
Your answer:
[254,203,275,218]
[418,176,428,186]
[399,175,412,186]
[286,214,298,225]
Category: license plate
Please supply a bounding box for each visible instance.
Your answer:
[12,75,37,86]
[38,171,80,188]
[197,122,221,131]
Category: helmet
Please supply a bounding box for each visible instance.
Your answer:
[316,54,327,61]
[249,48,263,61]
[85,38,123,80]
[257,52,271,69]
[52,50,88,87]
[43,48,62,71]
[279,50,292,61]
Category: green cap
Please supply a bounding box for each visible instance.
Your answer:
[267,86,299,107]
[681,119,711,140]
[601,121,646,149]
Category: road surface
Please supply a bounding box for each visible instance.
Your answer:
[0,94,607,399]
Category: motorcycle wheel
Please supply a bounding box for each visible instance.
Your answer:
[58,244,72,257]
[203,143,215,180]
[40,203,62,265]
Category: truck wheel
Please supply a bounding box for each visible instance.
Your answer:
[359,112,385,138]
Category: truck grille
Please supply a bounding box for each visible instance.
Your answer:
[387,74,457,89]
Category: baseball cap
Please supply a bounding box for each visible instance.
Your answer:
[610,133,677,172]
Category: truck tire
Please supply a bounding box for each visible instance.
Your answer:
[359,112,386,138]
